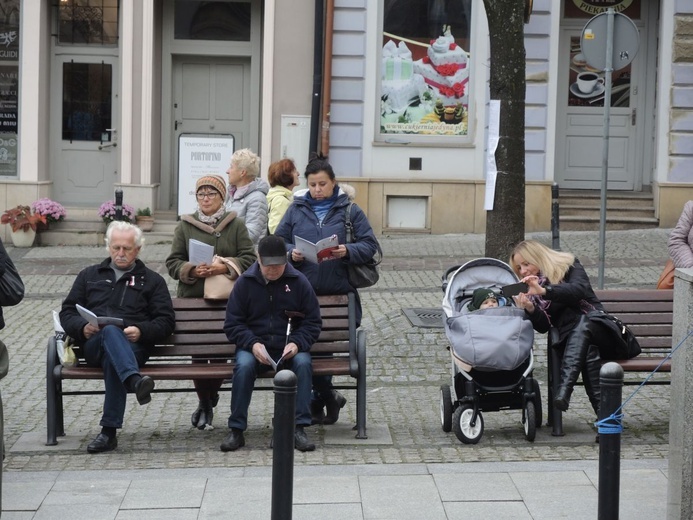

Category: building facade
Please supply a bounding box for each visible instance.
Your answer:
[2,0,692,239]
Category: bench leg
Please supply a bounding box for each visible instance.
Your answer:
[548,345,564,437]
[46,337,59,446]
[354,330,367,439]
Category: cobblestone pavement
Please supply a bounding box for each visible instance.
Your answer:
[1,228,673,472]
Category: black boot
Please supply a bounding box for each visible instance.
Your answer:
[310,399,325,425]
[582,345,602,417]
[323,390,347,425]
[191,399,214,430]
[554,317,593,412]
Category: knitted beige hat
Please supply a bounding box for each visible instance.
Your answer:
[196,175,226,199]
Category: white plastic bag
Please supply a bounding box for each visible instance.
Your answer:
[53,310,77,367]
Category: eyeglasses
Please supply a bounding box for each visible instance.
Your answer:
[196,192,219,200]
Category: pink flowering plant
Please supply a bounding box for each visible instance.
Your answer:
[98,200,136,223]
[31,198,67,223]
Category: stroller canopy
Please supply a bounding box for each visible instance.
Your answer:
[442,258,519,318]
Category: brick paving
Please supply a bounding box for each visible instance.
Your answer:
[1,228,673,472]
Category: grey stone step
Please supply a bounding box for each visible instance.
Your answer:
[559,215,660,231]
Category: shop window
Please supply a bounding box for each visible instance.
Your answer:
[0,0,19,176]
[62,62,112,142]
[380,0,472,141]
[58,0,119,45]
[174,0,251,41]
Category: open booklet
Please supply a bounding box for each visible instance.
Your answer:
[258,345,288,371]
[76,304,124,329]
[294,234,339,264]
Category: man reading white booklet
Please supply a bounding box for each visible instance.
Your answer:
[257,344,288,371]
[294,234,339,264]
[76,304,124,328]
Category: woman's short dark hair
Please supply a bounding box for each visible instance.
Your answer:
[304,152,335,181]
[267,158,296,188]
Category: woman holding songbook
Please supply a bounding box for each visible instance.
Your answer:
[166,174,255,430]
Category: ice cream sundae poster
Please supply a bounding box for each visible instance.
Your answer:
[380,25,470,137]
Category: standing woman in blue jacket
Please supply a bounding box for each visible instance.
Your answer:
[274,154,379,425]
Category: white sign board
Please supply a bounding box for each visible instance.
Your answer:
[177,134,234,216]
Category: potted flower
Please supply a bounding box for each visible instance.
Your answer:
[1,205,47,247]
[135,207,155,232]
[31,198,67,230]
[98,200,136,224]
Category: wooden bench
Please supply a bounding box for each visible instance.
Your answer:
[547,289,673,436]
[46,293,367,445]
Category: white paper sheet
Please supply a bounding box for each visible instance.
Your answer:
[484,99,501,211]
[189,239,214,265]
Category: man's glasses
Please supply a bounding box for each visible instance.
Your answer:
[196,192,219,200]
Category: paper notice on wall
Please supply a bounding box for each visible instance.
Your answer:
[484,100,501,210]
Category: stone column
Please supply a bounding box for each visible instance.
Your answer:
[667,267,693,518]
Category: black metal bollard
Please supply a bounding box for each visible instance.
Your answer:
[551,183,560,251]
[271,370,296,520]
[598,362,624,520]
[114,188,123,221]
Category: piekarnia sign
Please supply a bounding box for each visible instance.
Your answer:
[571,0,634,15]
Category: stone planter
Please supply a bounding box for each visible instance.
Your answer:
[135,216,155,232]
[10,228,36,247]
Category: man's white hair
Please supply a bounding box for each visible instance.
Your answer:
[104,220,144,250]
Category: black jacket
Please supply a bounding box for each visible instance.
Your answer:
[60,258,175,347]
[525,259,603,343]
[224,261,322,356]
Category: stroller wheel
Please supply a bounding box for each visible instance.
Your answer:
[523,400,537,442]
[532,378,543,428]
[453,405,484,444]
[440,385,453,433]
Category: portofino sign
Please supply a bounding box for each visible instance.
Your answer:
[572,0,634,15]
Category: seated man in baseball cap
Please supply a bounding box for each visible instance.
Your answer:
[221,235,322,452]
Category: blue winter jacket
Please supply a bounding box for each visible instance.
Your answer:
[223,261,322,356]
[274,187,378,326]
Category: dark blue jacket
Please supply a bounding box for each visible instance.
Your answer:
[224,261,322,356]
[274,187,378,326]
[60,258,175,347]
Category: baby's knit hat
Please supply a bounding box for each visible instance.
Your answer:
[467,287,498,311]
[196,175,227,200]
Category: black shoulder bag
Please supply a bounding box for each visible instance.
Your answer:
[344,203,382,289]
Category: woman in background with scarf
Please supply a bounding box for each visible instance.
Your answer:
[275,154,378,425]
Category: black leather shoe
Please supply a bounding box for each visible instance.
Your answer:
[220,428,245,452]
[294,426,315,452]
[135,376,154,405]
[87,433,117,454]
[323,391,347,425]
[553,387,572,412]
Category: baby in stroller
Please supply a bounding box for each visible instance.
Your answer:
[440,258,542,444]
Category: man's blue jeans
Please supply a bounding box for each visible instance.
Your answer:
[228,349,312,430]
[83,325,149,428]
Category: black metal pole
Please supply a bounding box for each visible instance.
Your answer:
[114,188,123,221]
[271,370,296,520]
[551,183,560,251]
[308,0,324,157]
[598,362,623,520]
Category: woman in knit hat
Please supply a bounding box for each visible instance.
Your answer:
[225,148,269,245]
[166,174,256,431]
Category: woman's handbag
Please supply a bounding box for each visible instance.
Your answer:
[656,259,675,290]
[344,203,382,289]
[587,310,642,360]
[203,256,242,300]
[0,255,24,307]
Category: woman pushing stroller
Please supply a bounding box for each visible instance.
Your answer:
[509,240,610,419]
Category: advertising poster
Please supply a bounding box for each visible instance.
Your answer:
[0,65,17,132]
[177,134,234,215]
[381,0,472,137]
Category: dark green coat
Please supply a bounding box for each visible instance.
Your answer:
[166,211,256,298]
